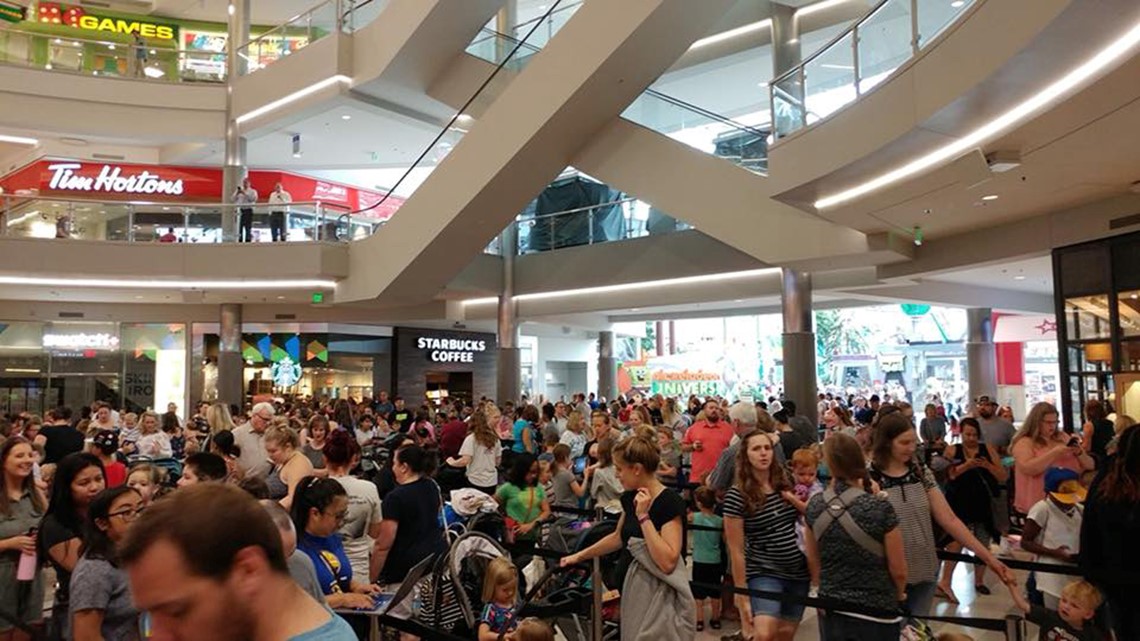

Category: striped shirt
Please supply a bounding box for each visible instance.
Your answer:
[723,487,807,580]
[869,464,940,584]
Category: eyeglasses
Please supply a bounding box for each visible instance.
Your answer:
[108,506,146,521]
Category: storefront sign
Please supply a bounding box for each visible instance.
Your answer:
[39,4,177,40]
[649,369,722,397]
[416,336,487,363]
[43,332,120,350]
[313,181,350,204]
[0,2,25,24]
[47,163,185,196]
[271,355,303,388]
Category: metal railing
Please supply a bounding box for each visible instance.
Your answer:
[0,27,226,83]
[0,195,372,243]
[236,0,374,75]
[769,0,977,139]
[493,196,694,254]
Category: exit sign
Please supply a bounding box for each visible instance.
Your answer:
[311,292,324,304]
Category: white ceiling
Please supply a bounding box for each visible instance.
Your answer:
[925,256,1054,295]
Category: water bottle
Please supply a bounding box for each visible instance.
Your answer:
[16,527,36,582]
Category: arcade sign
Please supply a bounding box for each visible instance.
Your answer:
[38,3,177,40]
[416,336,487,363]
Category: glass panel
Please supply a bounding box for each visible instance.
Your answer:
[772,73,804,138]
[857,0,913,94]
[1064,295,1111,341]
[1067,345,1112,373]
[916,0,972,49]
[804,31,857,124]
[186,207,225,243]
[622,92,768,174]
[1119,290,1140,337]
[1121,340,1140,372]
[238,0,334,74]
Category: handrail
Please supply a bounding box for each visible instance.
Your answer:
[769,0,977,138]
[1,195,351,210]
[510,1,583,33]
[237,0,337,53]
[523,197,637,222]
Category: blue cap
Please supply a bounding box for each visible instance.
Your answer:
[1043,467,1079,493]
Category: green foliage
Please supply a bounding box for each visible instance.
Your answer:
[815,309,870,383]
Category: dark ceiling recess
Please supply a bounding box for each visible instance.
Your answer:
[58,312,85,318]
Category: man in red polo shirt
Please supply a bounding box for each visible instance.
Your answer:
[681,399,735,483]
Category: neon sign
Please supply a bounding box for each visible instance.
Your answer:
[47,163,185,196]
[43,332,120,350]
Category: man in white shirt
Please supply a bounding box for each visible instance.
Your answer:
[234,178,258,243]
[233,401,274,479]
[268,183,292,242]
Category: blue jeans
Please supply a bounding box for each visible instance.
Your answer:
[747,575,809,622]
[819,612,900,641]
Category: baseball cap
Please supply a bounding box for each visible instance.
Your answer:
[92,429,118,452]
[1044,467,1086,504]
[975,395,996,405]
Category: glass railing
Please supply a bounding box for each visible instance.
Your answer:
[0,27,226,82]
[770,0,976,138]
[236,0,352,75]
[0,196,368,243]
[467,28,770,174]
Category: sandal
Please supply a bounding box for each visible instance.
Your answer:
[696,622,704,632]
[975,584,991,596]
[935,584,959,604]
[710,620,722,631]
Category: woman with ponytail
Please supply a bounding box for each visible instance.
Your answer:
[805,432,905,641]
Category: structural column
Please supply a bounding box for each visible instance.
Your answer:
[966,307,998,408]
[781,268,818,425]
[494,0,518,60]
[217,303,244,409]
[497,224,522,402]
[597,330,616,403]
[771,2,804,135]
[223,0,251,241]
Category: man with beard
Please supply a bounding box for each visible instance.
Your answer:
[976,395,1016,456]
[681,399,736,483]
[120,484,355,641]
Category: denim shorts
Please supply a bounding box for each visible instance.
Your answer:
[747,575,809,622]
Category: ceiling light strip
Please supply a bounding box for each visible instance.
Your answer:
[463,268,781,305]
[0,276,337,290]
[235,75,352,125]
[814,19,1140,209]
[0,134,38,146]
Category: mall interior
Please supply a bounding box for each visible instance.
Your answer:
[1,0,1139,639]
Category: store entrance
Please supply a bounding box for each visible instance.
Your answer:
[425,371,473,406]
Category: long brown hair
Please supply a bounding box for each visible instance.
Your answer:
[471,406,499,450]
[734,430,789,514]
[1097,424,1140,502]
[870,412,916,470]
[0,437,46,516]
[823,432,873,493]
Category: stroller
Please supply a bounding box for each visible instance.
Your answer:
[418,531,511,637]
[542,519,622,641]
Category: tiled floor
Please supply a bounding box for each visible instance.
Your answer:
[692,564,1030,641]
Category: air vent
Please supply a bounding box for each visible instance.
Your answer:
[91,153,126,161]
[58,312,84,318]
[275,314,297,320]
[1109,213,1140,230]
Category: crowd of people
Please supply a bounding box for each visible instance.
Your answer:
[0,389,1136,641]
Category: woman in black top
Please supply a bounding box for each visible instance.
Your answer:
[937,417,1007,602]
[560,436,687,638]
[1081,423,1140,640]
[373,445,447,585]
[1082,399,1115,464]
[40,453,105,640]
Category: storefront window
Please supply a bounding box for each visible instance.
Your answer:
[1064,295,1111,341]
[1118,290,1140,337]
[120,324,187,416]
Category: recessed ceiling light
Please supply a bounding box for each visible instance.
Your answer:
[951,0,965,7]
[341,115,351,120]
[1014,276,1026,280]
[981,194,999,201]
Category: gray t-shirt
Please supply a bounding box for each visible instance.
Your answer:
[69,556,140,641]
[334,476,382,583]
[551,468,579,508]
[288,551,326,603]
[287,610,357,641]
[978,416,1016,452]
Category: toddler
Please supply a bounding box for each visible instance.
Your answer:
[1007,579,1105,641]
[479,556,520,641]
[511,618,553,641]
[689,486,724,632]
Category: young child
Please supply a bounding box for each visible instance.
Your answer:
[126,463,166,506]
[550,444,588,508]
[1007,579,1105,641]
[781,448,824,540]
[655,427,680,485]
[690,486,724,632]
[479,556,520,641]
[538,433,560,463]
[89,430,127,487]
[1020,468,1084,609]
[538,459,554,498]
[511,618,554,641]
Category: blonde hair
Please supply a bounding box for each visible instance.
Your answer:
[1061,580,1103,611]
[1115,414,1136,435]
[565,410,585,434]
[514,619,554,641]
[1012,402,1060,448]
[613,435,660,473]
[139,411,160,435]
[264,425,299,449]
[206,403,235,434]
[481,556,518,603]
